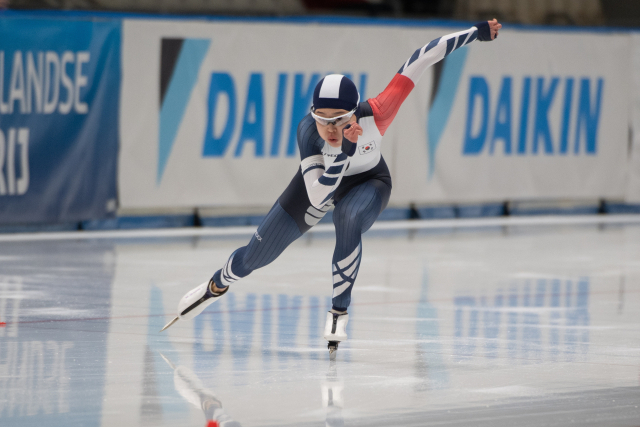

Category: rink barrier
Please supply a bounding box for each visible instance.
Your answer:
[457,203,506,218]
[508,201,602,216]
[1,214,640,242]
[603,202,640,214]
[0,222,80,234]
[200,214,270,227]
[81,214,197,230]
[2,202,640,233]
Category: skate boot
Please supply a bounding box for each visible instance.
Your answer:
[323,310,348,360]
[160,280,229,332]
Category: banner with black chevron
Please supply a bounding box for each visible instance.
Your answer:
[119,18,631,209]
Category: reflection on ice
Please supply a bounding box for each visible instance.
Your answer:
[142,286,188,423]
[415,267,449,391]
[0,226,639,426]
[321,360,344,427]
[0,277,21,338]
[160,351,348,427]
[453,277,590,361]
[161,353,242,427]
[192,292,345,370]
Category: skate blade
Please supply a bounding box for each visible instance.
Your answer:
[160,316,180,332]
[329,350,337,361]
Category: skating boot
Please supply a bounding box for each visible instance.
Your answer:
[323,310,348,360]
[160,280,229,331]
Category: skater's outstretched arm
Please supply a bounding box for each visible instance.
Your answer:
[369,19,502,136]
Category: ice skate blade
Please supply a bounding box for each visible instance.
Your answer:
[328,341,339,360]
[160,316,180,332]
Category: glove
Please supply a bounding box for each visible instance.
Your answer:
[341,124,357,157]
[475,21,493,41]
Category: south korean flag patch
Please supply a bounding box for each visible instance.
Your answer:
[358,141,376,155]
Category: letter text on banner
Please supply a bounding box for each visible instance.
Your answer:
[0,17,120,224]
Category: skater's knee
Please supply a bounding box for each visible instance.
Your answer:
[333,190,383,232]
[333,203,364,230]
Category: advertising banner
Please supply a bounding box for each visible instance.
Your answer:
[119,19,631,209]
[628,33,640,203]
[119,19,422,209]
[0,17,120,224]
[394,29,631,203]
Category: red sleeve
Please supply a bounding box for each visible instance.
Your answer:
[368,74,415,136]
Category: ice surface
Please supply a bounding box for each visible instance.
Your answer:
[0,224,639,426]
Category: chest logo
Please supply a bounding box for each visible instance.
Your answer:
[322,152,339,158]
[359,141,376,155]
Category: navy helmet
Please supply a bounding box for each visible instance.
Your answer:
[312,74,359,112]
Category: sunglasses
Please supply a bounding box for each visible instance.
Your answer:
[310,107,357,127]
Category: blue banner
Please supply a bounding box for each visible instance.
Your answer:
[0,17,120,224]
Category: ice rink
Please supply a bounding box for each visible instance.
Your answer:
[1,219,640,427]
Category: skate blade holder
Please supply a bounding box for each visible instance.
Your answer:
[328,341,339,360]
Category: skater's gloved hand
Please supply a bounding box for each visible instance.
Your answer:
[341,123,362,157]
[476,18,501,41]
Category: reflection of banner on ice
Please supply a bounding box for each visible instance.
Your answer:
[415,267,449,390]
[0,242,115,422]
[453,277,590,361]
[0,17,120,224]
[321,360,345,427]
[142,286,188,421]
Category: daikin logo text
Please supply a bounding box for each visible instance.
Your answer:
[463,76,604,156]
[157,36,368,183]
[202,72,368,159]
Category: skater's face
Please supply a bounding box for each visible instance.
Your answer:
[313,108,357,147]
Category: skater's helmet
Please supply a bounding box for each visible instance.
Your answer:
[312,74,359,112]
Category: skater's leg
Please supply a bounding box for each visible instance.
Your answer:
[165,172,318,331]
[212,200,303,288]
[331,179,391,312]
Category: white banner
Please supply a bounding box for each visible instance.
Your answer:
[393,28,631,203]
[119,19,429,209]
[628,33,640,203]
[119,19,632,209]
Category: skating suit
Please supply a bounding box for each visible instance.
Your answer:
[280,23,485,231]
[212,24,487,311]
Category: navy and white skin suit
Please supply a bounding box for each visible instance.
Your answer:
[211,22,493,312]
